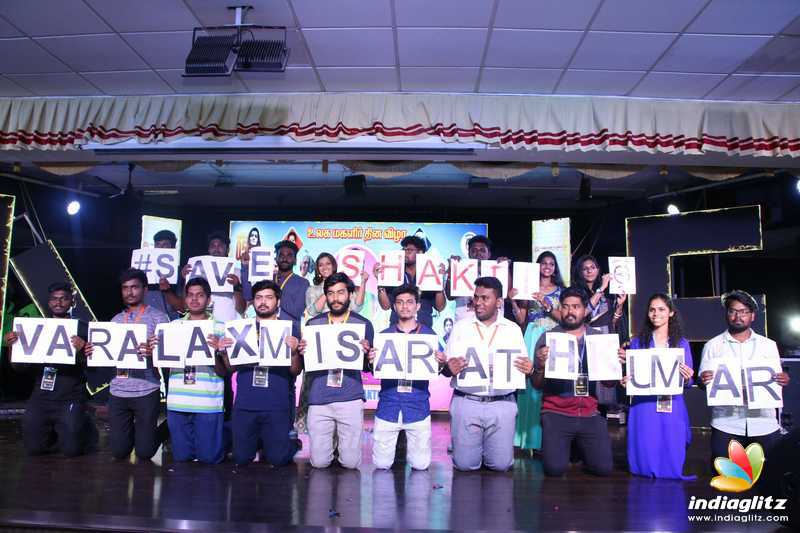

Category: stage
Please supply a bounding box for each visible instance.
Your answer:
[0,412,790,532]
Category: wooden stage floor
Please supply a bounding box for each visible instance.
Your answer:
[0,412,793,532]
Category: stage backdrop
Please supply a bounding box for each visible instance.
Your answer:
[229,220,488,411]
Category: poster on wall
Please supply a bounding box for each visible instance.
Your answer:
[229,220,487,411]
[141,215,183,258]
[532,217,571,286]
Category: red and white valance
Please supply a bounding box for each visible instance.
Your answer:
[1,92,799,156]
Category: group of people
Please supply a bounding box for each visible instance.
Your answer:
[4,230,790,481]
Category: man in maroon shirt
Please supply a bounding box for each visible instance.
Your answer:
[531,286,614,477]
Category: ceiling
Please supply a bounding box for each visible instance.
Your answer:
[1,0,800,101]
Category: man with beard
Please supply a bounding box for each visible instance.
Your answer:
[165,278,229,464]
[5,282,96,456]
[181,231,246,322]
[699,290,790,465]
[531,286,614,477]
[223,280,303,466]
[375,235,446,328]
[86,269,169,461]
[445,235,509,322]
[300,272,374,469]
[444,277,530,471]
[147,229,182,319]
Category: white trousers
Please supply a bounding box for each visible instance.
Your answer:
[372,413,432,470]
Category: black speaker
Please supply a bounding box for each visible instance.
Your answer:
[343,174,366,196]
[781,358,800,431]
[758,428,800,528]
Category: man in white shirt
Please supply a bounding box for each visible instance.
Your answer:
[699,290,790,466]
[444,277,531,471]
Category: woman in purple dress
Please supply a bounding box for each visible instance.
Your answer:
[620,293,695,479]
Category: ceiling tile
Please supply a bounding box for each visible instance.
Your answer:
[556,69,644,95]
[782,16,800,35]
[706,74,800,100]
[238,67,322,92]
[479,68,561,94]
[158,69,249,94]
[401,67,479,92]
[396,0,493,27]
[291,0,391,27]
[1,0,111,36]
[571,32,676,70]
[398,29,487,67]
[0,38,70,74]
[494,0,602,30]
[592,0,706,32]
[122,32,193,70]
[738,36,800,73]
[318,67,398,91]
[303,28,395,66]
[85,0,200,32]
[485,29,582,69]
[0,17,23,38]
[654,34,771,73]
[630,72,727,99]
[778,84,800,101]
[688,0,800,35]
[8,72,97,96]
[36,34,148,71]
[0,76,31,96]
[286,30,311,65]
[82,70,173,95]
[184,0,295,28]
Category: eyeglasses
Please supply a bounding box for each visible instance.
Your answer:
[726,308,752,317]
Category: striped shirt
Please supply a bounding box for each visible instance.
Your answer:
[165,319,224,413]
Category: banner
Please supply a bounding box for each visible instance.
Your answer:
[609,256,636,295]
[626,348,683,396]
[248,246,275,284]
[449,258,478,297]
[586,334,622,381]
[544,332,579,380]
[303,323,366,372]
[479,260,509,298]
[337,249,366,287]
[87,322,148,368]
[224,319,260,366]
[11,318,78,365]
[372,333,439,381]
[744,357,783,409]
[187,256,237,293]
[258,320,294,367]
[532,218,571,286]
[153,320,215,368]
[706,358,744,406]
[131,248,179,284]
[376,251,404,287]
[511,261,540,301]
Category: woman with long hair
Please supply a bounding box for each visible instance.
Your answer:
[509,251,566,453]
[304,252,367,315]
[620,293,695,479]
[572,254,626,334]
[247,227,261,249]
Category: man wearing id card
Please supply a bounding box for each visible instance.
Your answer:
[532,286,614,477]
[222,279,303,466]
[86,269,169,461]
[367,284,446,470]
[300,272,374,469]
[444,277,530,472]
[164,278,229,464]
[5,282,96,456]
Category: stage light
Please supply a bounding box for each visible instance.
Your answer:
[790,315,800,334]
[795,177,800,194]
[66,200,81,216]
[667,204,680,215]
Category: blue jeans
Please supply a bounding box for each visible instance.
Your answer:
[232,408,297,466]
[166,410,224,464]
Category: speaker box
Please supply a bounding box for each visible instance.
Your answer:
[343,174,366,196]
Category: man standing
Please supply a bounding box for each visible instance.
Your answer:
[445,235,510,322]
[375,235,446,328]
[444,277,529,471]
[225,280,303,466]
[273,240,310,332]
[147,229,182,320]
[5,282,95,456]
[368,285,446,470]
[531,286,614,477]
[88,268,169,461]
[301,272,374,469]
[165,278,228,464]
[699,290,790,463]
[182,231,246,322]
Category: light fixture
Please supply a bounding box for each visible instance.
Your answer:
[183,5,289,77]
[66,200,81,216]
[790,315,800,334]
[795,177,800,195]
[667,204,680,215]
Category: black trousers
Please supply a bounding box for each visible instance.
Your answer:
[710,427,781,473]
[23,399,95,457]
[541,411,613,477]
[109,390,161,460]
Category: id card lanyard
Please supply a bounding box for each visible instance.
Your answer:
[574,338,589,397]
[396,323,421,393]
[327,311,351,387]
[475,322,499,394]
[118,304,147,379]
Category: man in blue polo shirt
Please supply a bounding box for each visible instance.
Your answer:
[367,284,446,470]
[374,235,446,328]
[223,279,303,466]
[301,272,374,469]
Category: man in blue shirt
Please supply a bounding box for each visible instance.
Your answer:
[375,235,446,328]
[300,272,374,469]
[367,284,446,470]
